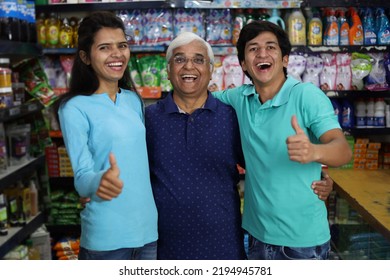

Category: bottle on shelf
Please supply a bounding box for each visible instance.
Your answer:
[0,193,8,236]
[70,17,81,48]
[363,8,377,45]
[16,181,27,226]
[374,98,386,128]
[376,8,390,45]
[18,0,29,42]
[348,7,363,45]
[341,99,354,129]
[0,0,21,41]
[59,17,74,48]
[307,8,322,46]
[268,8,285,30]
[323,8,339,46]
[258,9,270,21]
[331,99,342,125]
[0,57,14,109]
[26,1,37,43]
[45,12,60,48]
[29,179,38,217]
[288,8,306,46]
[337,8,349,46]
[355,99,367,128]
[245,9,256,24]
[366,98,375,128]
[0,57,12,88]
[36,12,47,47]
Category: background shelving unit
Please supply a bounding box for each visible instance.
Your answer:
[0,212,45,259]
[0,102,47,258]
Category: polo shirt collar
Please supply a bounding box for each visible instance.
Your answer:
[242,76,300,107]
[162,91,218,114]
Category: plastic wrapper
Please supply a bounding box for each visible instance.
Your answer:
[6,124,31,166]
[351,52,372,90]
[13,58,57,107]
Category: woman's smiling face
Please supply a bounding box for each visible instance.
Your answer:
[82,27,130,89]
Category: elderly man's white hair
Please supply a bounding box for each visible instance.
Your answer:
[166,32,214,72]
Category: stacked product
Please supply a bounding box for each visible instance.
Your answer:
[353,138,381,169]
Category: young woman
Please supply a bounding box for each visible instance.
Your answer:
[58,11,158,260]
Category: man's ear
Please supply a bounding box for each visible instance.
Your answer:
[79,50,90,65]
[166,64,170,80]
[210,65,214,80]
[282,55,289,68]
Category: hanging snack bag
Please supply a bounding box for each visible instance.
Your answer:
[117,9,143,45]
[13,58,57,107]
[173,8,205,38]
[143,9,173,46]
[350,52,372,90]
[335,53,352,90]
[206,9,232,46]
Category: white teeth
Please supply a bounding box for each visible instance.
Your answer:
[108,62,123,67]
[182,75,197,78]
[256,62,271,67]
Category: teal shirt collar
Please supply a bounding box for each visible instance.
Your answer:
[243,77,300,107]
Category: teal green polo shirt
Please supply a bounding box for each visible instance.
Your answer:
[212,77,340,247]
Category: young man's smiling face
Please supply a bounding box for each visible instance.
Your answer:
[241,31,288,88]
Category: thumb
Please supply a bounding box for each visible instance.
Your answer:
[291,115,304,135]
[109,153,119,172]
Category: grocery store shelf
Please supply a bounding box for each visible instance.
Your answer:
[0,100,43,123]
[0,156,46,192]
[346,128,390,136]
[326,90,390,99]
[35,1,172,13]
[302,0,390,8]
[0,212,45,259]
[0,40,42,59]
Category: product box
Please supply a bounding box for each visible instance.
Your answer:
[366,150,379,159]
[368,142,381,150]
[365,159,378,170]
[45,145,60,177]
[138,86,162,99]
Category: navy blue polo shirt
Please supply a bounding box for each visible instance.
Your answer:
[145,92,246,260]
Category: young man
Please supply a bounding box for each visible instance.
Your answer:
[212,21,352,260]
